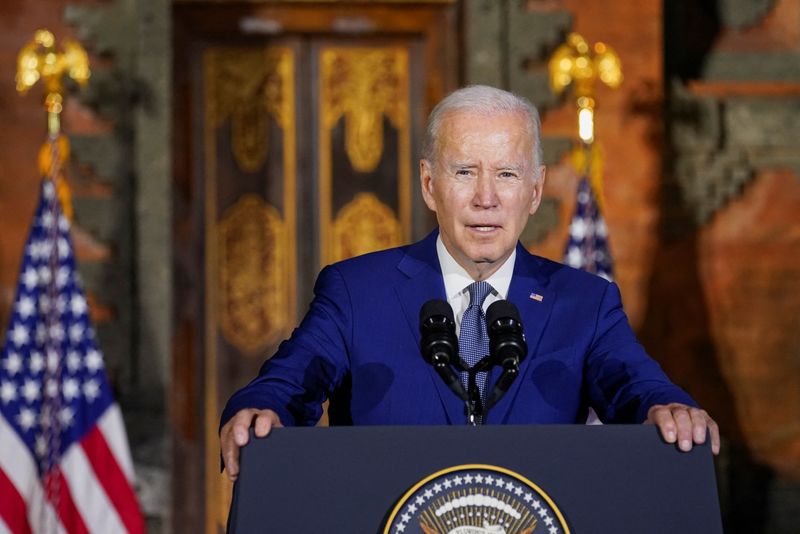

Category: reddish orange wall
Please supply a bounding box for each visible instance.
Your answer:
[0,1,76,326]
[0,1,109,330]
[534,0,800,479]
[536,0,664,328]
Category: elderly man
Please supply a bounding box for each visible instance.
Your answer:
[220,85,719,481]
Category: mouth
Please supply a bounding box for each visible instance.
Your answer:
[466,224,501,233]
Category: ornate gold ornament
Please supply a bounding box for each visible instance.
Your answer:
[548,32,622,145]
[206,47,293,173]
[332,193,402,261]
[16,29,90,221]
[218,194,289,353]
[321,47,408,172]
[16,29,90,98]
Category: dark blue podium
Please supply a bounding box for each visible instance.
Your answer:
[228,425,722,533]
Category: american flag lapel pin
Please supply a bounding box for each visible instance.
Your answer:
[529,292,544,302]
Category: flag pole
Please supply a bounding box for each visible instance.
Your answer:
[549,33,624,424]
[16,28,90,222]
[15,30,90,521]
[4,31,145,533]
[550,32,622,283]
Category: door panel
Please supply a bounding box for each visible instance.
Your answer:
[317,42,413,265]
[173,3,457,531]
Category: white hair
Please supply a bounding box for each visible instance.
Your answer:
[421,85,544,170]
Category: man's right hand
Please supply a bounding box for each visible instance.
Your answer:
[220,408,283,481]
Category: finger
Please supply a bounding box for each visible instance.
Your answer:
[671,406,693,452]
[647,406,677,444]
[689,408,708,445]
[708,416,721,455]
[220,422,241,481]
[223,442,240,481]
[253,411,277,438]
[222,409,257,481]
[231,410,256,446]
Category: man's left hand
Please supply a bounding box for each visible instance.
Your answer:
[645,403,720,455]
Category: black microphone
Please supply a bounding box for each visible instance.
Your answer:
[483,300,528,414]
[486,300,527,369]
[419,300,468,402]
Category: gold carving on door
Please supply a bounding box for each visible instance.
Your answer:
[207,47,293,173]
[218,194,288,353]
[332,192,403,260]
[319,47,411,264]
[203,44,297,534]
[321,48,408,172]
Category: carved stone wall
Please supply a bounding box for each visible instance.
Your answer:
[65,0,172,530]
[0,0,169,530]
[465,1,800,532]
[655,0,800,531]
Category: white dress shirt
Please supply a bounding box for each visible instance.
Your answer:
[435,235,516,336]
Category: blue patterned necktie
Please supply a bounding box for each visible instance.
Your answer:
[459,281,493,419]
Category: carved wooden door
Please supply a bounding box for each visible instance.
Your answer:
[173,3,457,532]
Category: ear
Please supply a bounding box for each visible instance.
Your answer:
[420,159,437,212]
[528,165,547,215]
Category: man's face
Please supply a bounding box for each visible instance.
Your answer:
[420,110,545,280]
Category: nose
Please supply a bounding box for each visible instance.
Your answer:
[472,173,499,209]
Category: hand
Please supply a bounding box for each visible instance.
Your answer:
[220,408,283,481]
[645,403,720,455]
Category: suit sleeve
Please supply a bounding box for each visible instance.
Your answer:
[220,265,353,428]
[583,282,696,423]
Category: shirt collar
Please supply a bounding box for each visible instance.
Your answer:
[436,234,515,301]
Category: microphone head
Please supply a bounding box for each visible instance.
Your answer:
[486,299,522,327]
[485,299,527,367]
[419,299,458,367]
[420,299,455,324]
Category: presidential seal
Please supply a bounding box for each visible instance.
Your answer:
[384,465,569,534]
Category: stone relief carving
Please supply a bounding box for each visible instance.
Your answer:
[669,82,800,224]
[719,0,776,30]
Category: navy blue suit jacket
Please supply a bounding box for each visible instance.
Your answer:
[221,230,694,428]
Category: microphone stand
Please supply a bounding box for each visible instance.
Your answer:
[464,356,494,425]
[431,354,520,426]
[462,353,523,423]
[481,365,520,420]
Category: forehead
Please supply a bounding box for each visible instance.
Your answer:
[437,110,533,159]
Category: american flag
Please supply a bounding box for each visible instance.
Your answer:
[564,175,612,426]
[0,180,144,533]
[564,176,613,282]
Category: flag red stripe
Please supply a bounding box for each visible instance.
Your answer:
[80,426,145,534]
[0,468,32,534]
[43,468,89,534]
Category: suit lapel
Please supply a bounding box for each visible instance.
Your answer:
[486,244,556,424]
[394,230,466,425]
